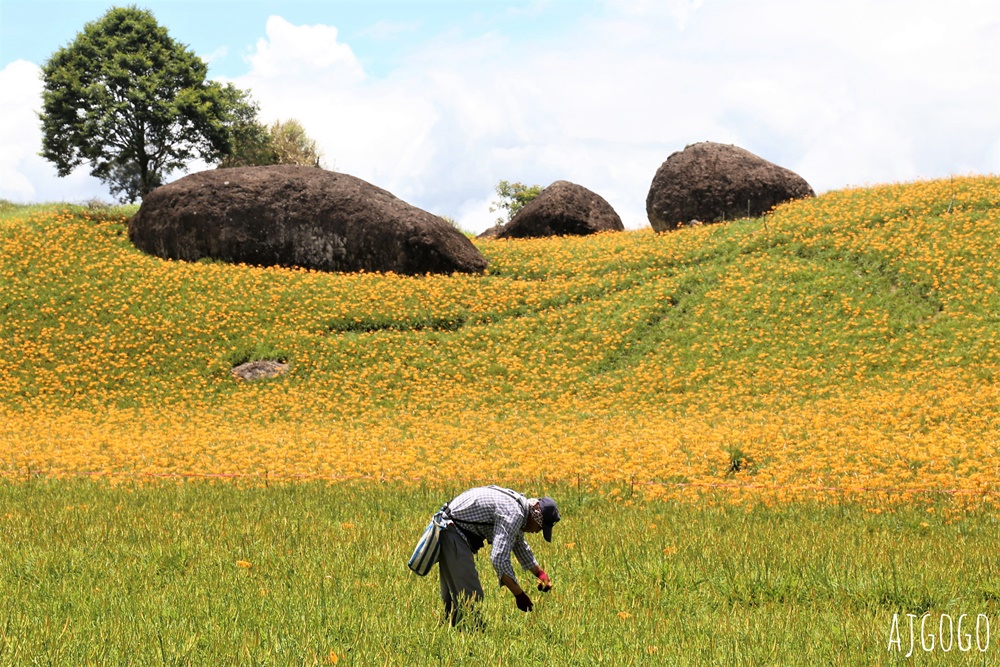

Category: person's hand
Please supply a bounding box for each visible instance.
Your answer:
[515,592,533,612]
[537,569,552,592]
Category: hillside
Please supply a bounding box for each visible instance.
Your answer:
[2,177,999,501]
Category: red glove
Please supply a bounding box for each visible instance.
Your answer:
[537,569,552,592]
[515,592,533,612]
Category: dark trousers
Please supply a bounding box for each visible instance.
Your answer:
[438,526,485,627]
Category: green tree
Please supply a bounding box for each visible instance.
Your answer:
[216,88,275,169]
[39,6,248,202]
[219,118,325,169]
[489,180,543,226]
[270,119,324,168]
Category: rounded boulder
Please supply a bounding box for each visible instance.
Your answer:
[128,165,487,275]
[646,142,815,232]
[495,180,624,239]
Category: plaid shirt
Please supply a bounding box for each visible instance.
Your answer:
[444,486,538,586]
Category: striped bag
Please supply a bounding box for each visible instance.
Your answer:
[408,510,448,576]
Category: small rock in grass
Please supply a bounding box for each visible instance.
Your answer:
[231,360,289,381]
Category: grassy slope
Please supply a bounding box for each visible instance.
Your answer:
[1,178,999,495]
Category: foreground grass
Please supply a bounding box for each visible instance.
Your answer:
[2,480,1000,665]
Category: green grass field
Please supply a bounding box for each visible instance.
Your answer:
[3,177,1000,664]
[4,480,1000,665]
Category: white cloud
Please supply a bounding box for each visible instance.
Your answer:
[225,5,1000,232]
[233,19,683,229]
[0,60,108,203]
[0,61,40,201]
[604,0,705,28]
[201,46,229,65]
[358,20,421,42]
[989,139,1000,175]
[246,16,364,84]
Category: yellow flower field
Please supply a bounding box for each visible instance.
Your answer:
[2,176,999,505]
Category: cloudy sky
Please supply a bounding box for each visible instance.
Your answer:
[2,0,999,232]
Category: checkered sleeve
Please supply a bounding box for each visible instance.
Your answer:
[512,534,538,573]
[489,512,522,585]
[487,500,538,586]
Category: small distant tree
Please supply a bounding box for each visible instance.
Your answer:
[270,119,324,168]
[39,6,252,202]
[489,180,542,225]
[220,117,325,169]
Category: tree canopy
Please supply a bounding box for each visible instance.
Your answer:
[219,117,326,170]
[489,180,543,226]
[269,120,324,168]
[214,88,276,170]
[39,6,252,202]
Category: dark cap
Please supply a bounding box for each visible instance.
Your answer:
[539,497,560,542]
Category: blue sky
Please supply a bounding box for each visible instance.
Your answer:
[3,0,1000,232]
[2,1,592,79]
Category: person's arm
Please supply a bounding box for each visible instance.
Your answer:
[492,512,537,611]
[501,573,533,611]
[500,573,524,596]
[489,520,520,586]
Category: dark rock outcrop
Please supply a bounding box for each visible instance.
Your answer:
[495,180,624,239]
[477,225,502,240]
[646,142,814,232]
[129,165,487,275]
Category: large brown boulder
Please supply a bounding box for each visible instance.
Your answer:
[495,180,624,239]
[129,165,487,275]
[646,142,814,232]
